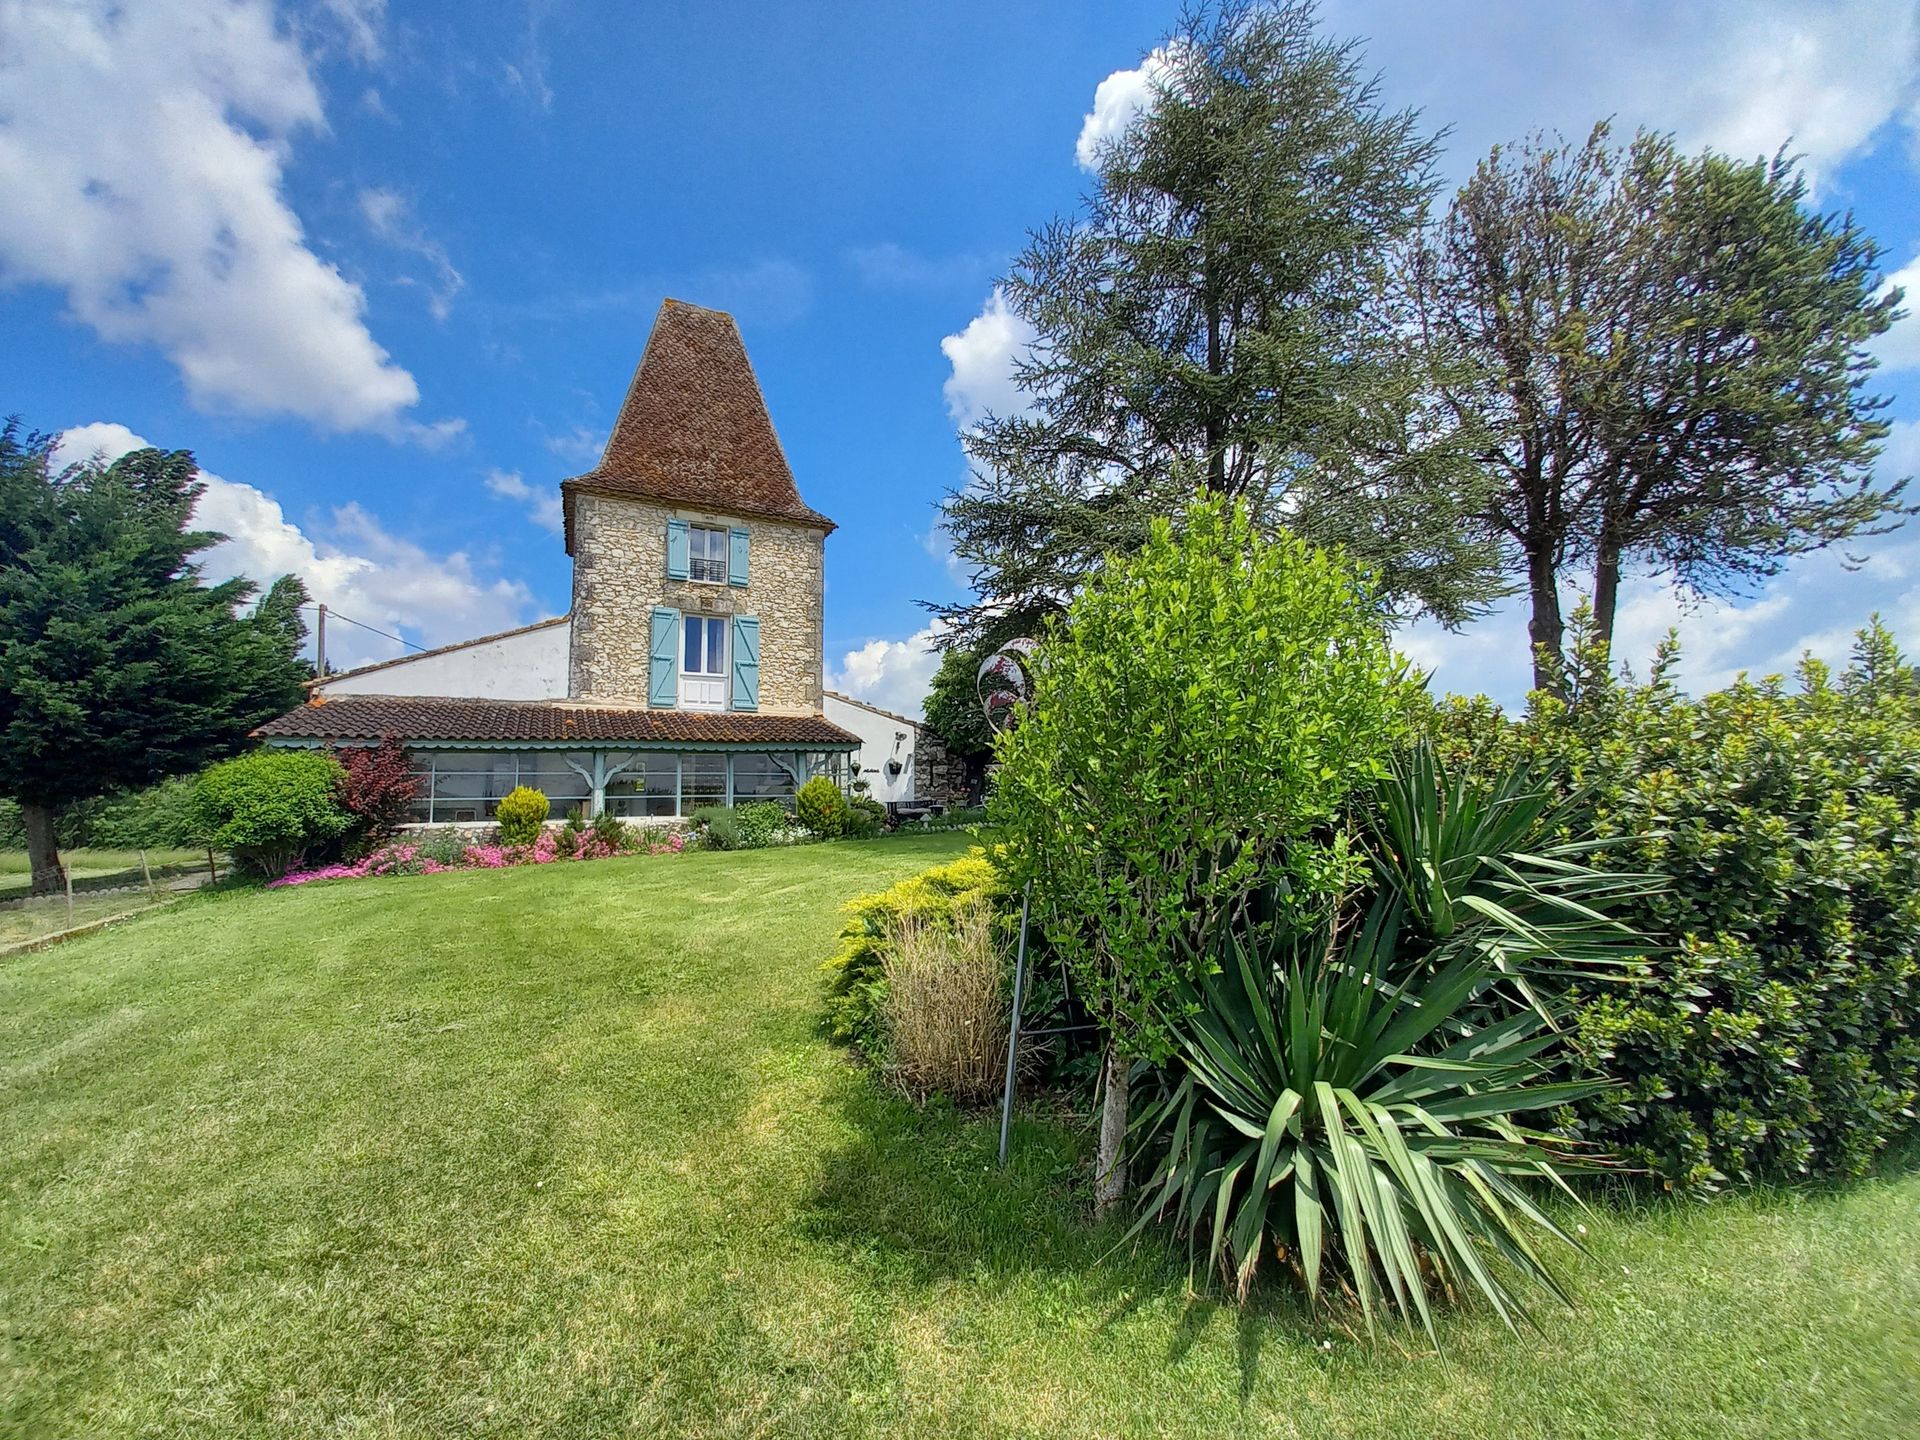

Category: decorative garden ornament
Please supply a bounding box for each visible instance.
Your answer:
[975,636,1039,735]
[978,636,1040,1167]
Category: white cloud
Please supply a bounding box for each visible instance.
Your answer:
[1876,253,1920,374]
[940,288,1037,432]
[52,423,537,670]
[1323,0,1920,191]
[313,0,386,63]
[828,625,944,721]
[542,424,605,467]
[358,187,465,321]
[0,0,454,439]
[921,520,973,590]
[1075,44,1181,171]
[503,0,557,110]
[484,468,564,534]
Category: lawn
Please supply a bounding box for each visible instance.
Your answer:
[0,847,209,905]
[0,888,182,948]
[2,835,1915,1438]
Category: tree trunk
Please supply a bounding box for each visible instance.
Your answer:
[1203,260,1227,493]
[1525,545,1565,696]
[1591,537,1622,658]
[1094,1042,1131,1215]
[21,801,65,897]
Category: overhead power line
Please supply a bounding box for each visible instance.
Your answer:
[298,602,429,657]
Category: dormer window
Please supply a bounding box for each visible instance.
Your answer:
[688,525,728,583]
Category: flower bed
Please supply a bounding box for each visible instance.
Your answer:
[268,826,687,888]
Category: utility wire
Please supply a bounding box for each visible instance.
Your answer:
[297,602,429,654]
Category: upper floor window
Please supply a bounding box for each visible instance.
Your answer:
[688,525,728,583]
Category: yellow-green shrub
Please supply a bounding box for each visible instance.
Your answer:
[822,847,1006,1054]
[495,785,549,845]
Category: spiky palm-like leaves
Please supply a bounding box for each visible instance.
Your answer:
[1364,743,1659,1017]
[1131,745,1654,1338]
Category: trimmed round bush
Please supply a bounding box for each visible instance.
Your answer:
[495,785,550,845]
[795,776,849,838]
[193,749,351,877]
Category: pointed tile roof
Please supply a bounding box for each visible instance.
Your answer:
[563,299,834,551]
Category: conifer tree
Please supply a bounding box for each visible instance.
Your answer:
[935,0,1501,645]
[0,423,310,893]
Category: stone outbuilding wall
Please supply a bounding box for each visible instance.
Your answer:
[914,726,983,808]
[567,490,826,713]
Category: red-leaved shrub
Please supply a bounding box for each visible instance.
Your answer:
[336,735,420,841]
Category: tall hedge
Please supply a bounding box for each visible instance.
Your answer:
[1432,618,1920,1190]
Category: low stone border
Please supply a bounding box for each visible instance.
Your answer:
[0,894,188,960]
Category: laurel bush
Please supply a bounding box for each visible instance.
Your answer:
[1430,614,1920,1191]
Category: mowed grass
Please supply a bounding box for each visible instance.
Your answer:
[0,847,204,880]
[0,847,209,905]
[2,836,1916,1438]
[0,889,182,947]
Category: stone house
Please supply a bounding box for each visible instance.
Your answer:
[256,299,865,822]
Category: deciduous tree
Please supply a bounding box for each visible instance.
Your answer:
[990,495,1407,1210]
[1413,123,1909,691]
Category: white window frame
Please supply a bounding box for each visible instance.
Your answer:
[687,524,729,585]
[680,612,728,710]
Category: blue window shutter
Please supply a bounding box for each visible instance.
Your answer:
[665,519,690,580]
[730,616,760,711]
[728,526,750,588]
[648,607,679,707]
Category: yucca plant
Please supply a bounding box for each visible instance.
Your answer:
[1130,745,1654,1339]
[1131,906,1611,1337]
[1363,741,1660,1019]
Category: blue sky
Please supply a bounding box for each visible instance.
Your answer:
[2,1,1917,715]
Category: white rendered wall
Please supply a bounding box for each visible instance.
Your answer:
[317,621,572,701]
[824,693,918,803]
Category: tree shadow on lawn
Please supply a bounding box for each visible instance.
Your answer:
[791,1074,1920,1401]
[795,1077,1336,1399]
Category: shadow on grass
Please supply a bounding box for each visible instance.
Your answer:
[796,1071,1341,1396]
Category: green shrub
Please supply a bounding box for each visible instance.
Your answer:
[795,776,849,838]
[1134,910,1607,1333]
[844,795,886,839]
[1133,742,1644,1325]
[692,804,744,850]
[409,826,471,868]
[736,801,790,847]
[1431,614,1920,1190]
[990,494,1411,1204]
[0,776,207,850]
[590,809,632,853]
[495,785,550,845]
[689,801,792,851]
[916,805,987,832]
[193,750,351,877]
[823,847,1008,1054]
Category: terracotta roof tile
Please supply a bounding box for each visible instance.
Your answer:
[255,696,859,747]
[563,299,833,551]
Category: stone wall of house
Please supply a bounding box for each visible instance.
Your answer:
[914,726,981,808]
[568,490,825,713]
